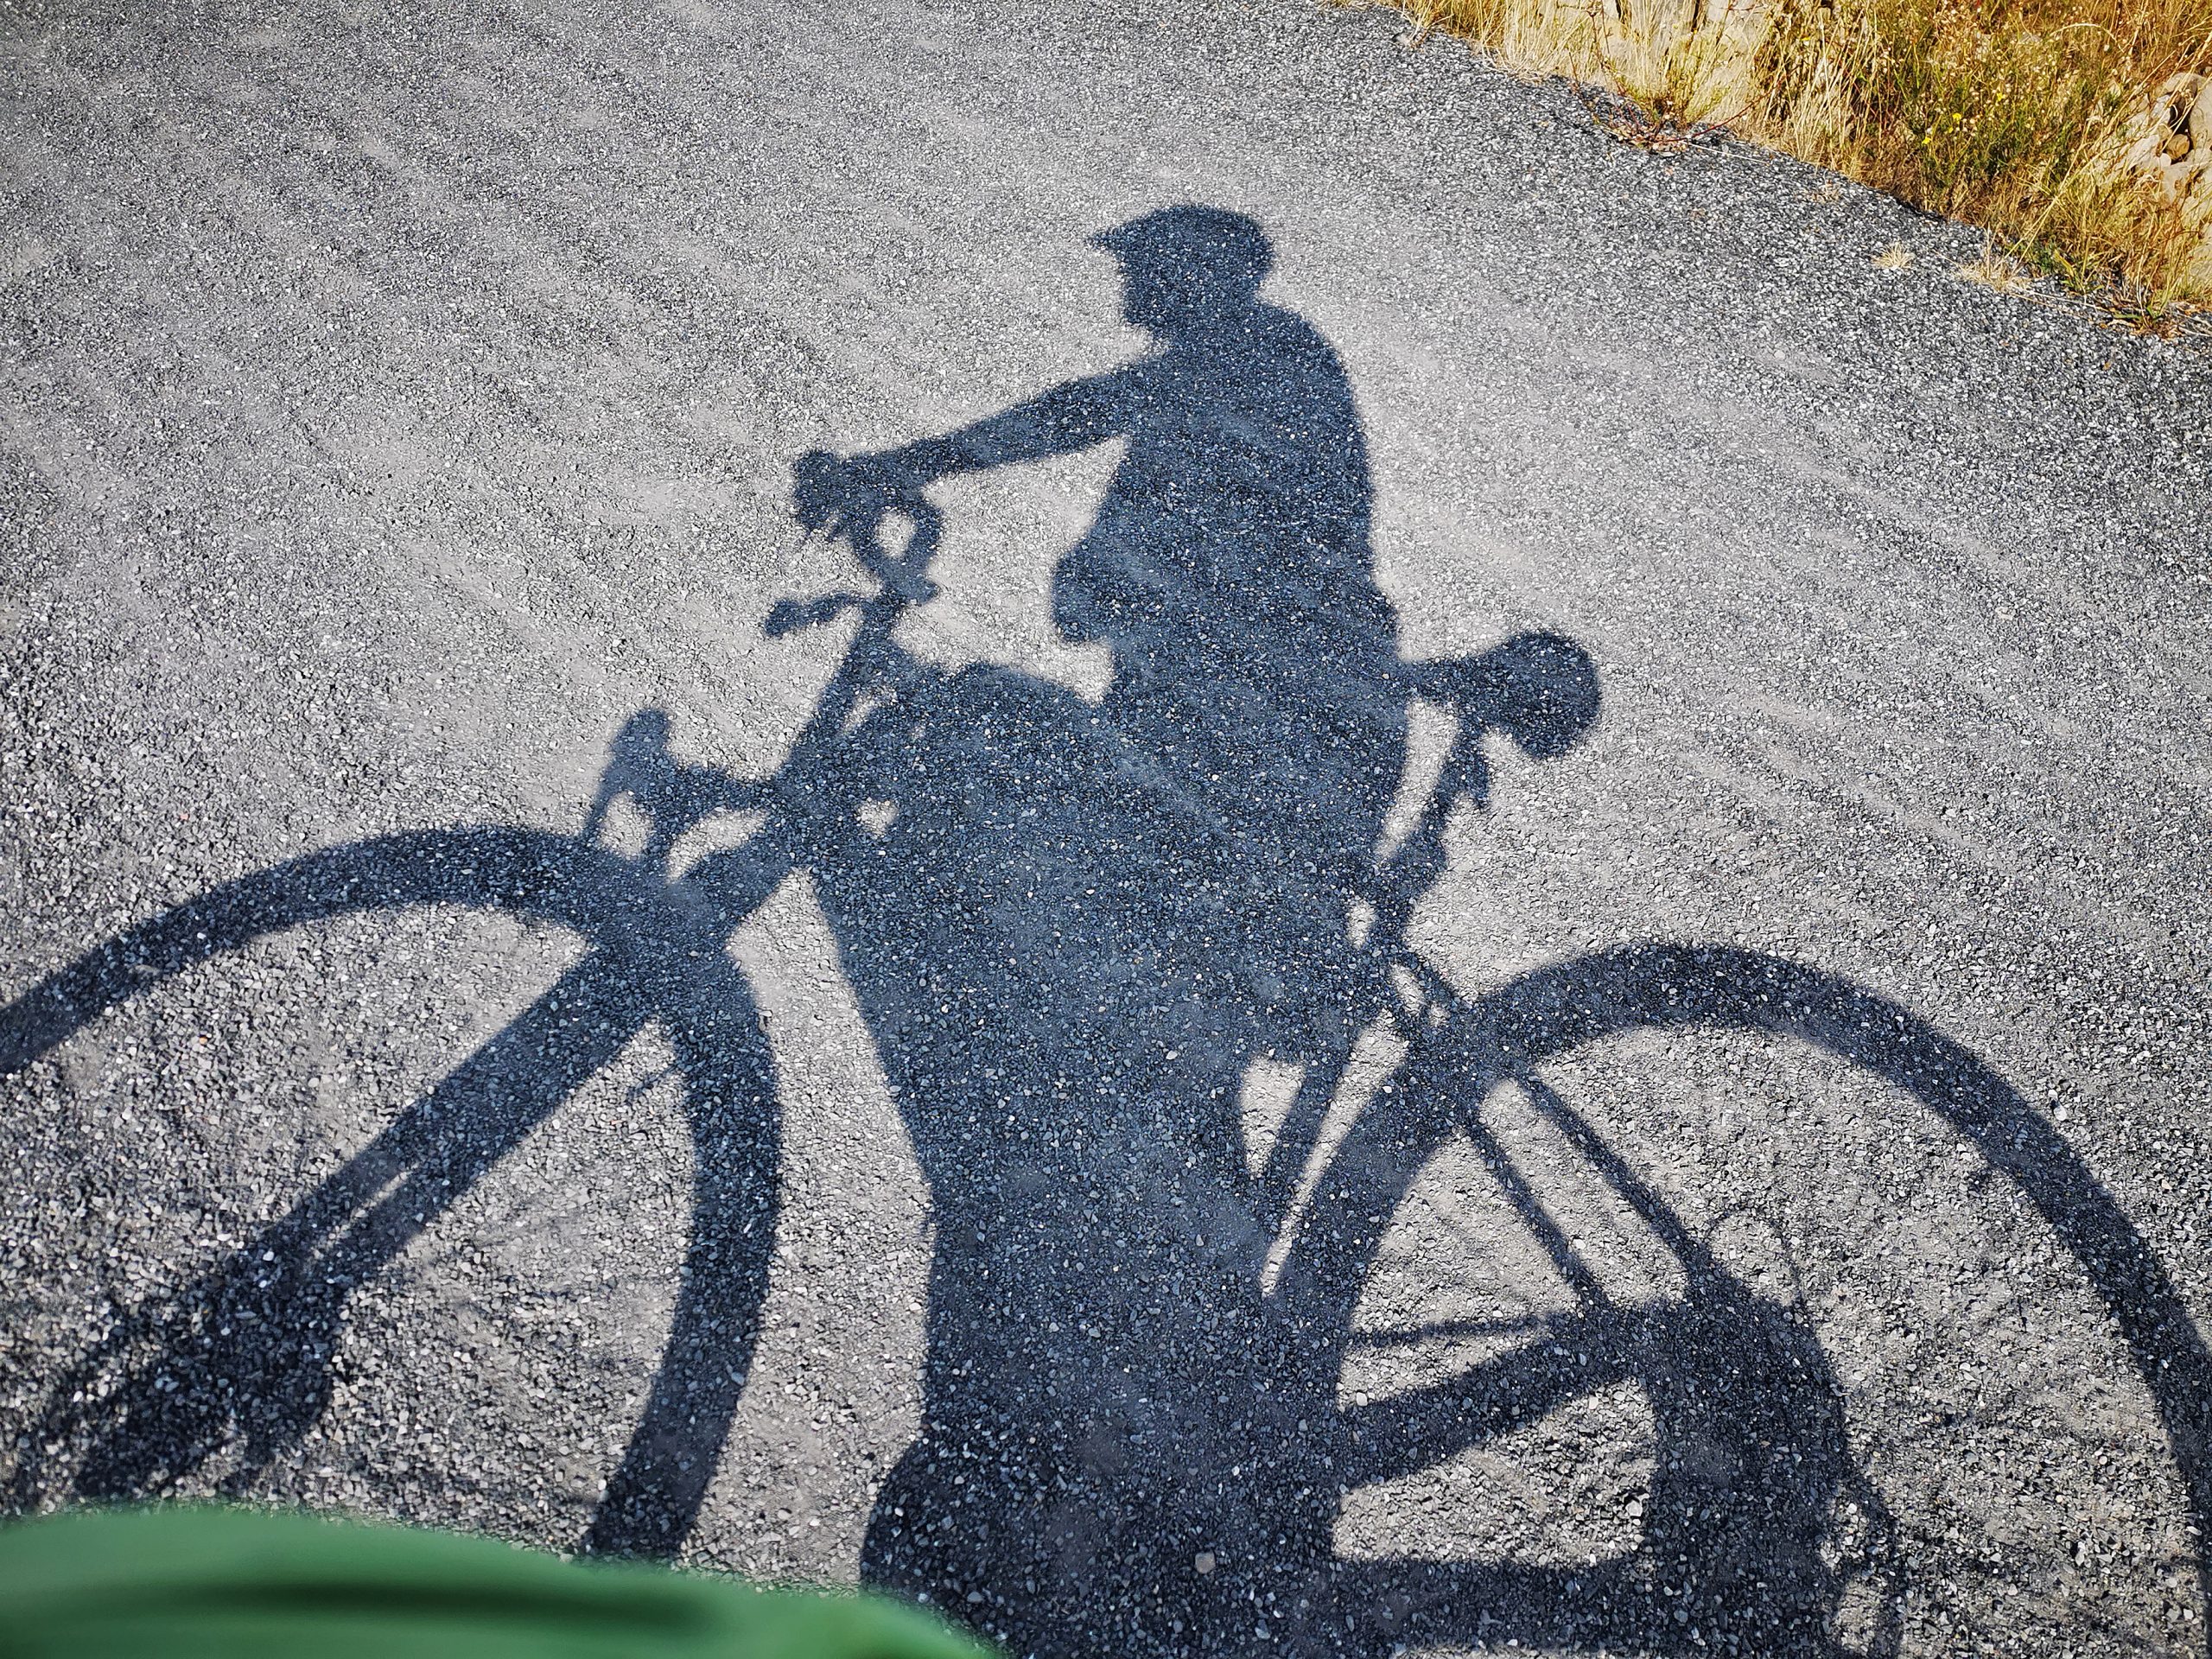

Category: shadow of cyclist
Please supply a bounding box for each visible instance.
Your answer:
[810,204,1413,1048]
[790,207,1620,1656]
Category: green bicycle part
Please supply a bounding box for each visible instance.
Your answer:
[0,1505,994,1659]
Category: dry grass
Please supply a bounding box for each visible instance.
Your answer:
[1389,0,2212,316]
[1955,235,2038,288]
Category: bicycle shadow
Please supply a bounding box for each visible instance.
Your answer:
[2,204,2206,1657]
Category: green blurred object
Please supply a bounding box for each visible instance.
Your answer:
[0,1505,993,1659]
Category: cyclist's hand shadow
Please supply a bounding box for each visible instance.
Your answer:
[790,449,940,609]
[791,448,895,539]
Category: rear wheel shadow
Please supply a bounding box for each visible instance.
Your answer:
[1275,944,2210,1656]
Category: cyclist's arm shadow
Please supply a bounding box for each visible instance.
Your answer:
[855,366,1144,491]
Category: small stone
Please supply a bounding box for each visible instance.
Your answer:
[1194,1551,1217,1576]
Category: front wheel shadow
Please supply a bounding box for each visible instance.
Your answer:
[2,828,783,1560]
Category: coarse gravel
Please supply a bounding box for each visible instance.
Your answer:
[2,0,2209,1656]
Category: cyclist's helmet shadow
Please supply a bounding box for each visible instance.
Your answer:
[792,207,1604,1655]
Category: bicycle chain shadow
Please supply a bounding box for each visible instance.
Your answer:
[3,205,2205,1657]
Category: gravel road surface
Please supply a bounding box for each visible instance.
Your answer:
[3,0,2209,1655]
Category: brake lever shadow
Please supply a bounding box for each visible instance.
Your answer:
[764,594,868,637]
[764,494,944,637]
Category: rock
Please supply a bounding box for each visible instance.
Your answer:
[2126,72,2212,195]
